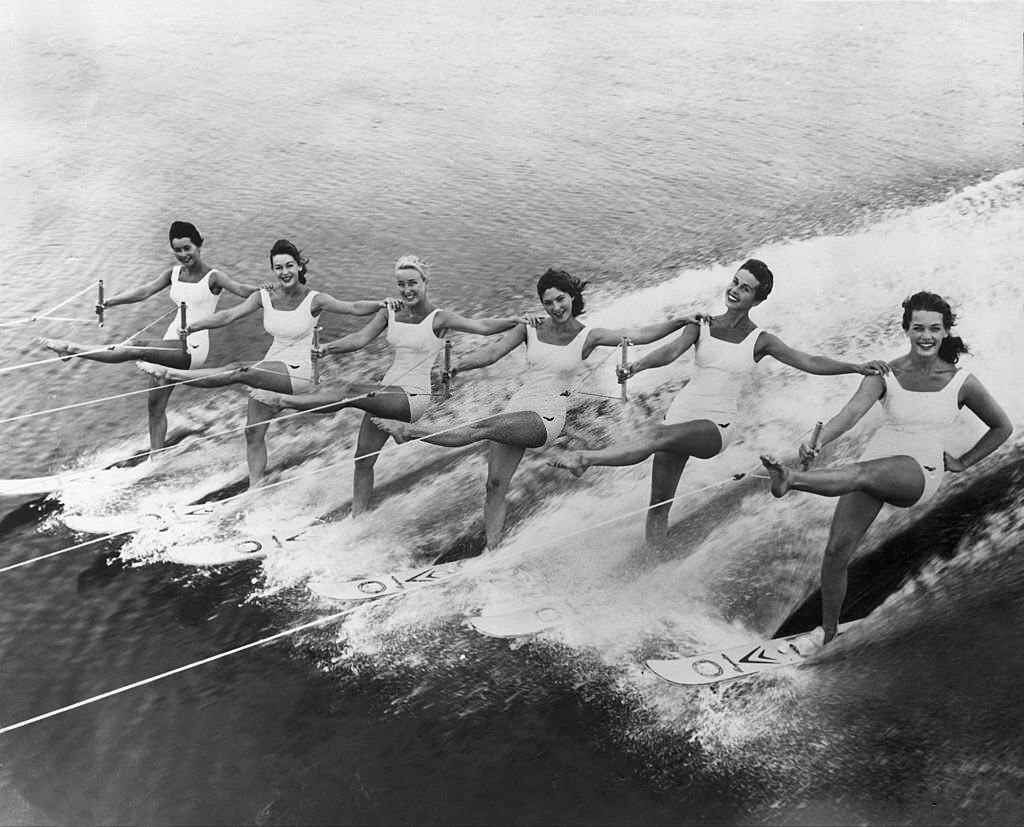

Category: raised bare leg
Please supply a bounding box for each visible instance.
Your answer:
[760,455,924,508]
[39,338,189,367]
[372,412,547,450]
[137,360,249,387]
[252,381,379,413]
[548,420,721,478]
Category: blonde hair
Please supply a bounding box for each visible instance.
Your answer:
[394,254,429,280]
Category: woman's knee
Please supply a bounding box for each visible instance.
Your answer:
[822,530,862,569]
[244,426,269,447]
[354,452,379,473]
[147,393,171,414]
[485,472,511,495]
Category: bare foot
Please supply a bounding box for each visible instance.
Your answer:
[37,337,77,362]
[759,454,791,498]
[546,449,588,478]
[250,389,287,409]
[370,416,412,443]
[136,361,171,381]
[782,626,825,656]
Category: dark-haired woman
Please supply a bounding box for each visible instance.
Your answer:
[251,254,539,517]
[761,291,1012,649]
[373,268,698,550]
[39,221,263,455]
[547,260,890,546]
[139,239,387,487]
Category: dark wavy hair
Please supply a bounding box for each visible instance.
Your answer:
[168,221,203,248]
[739,258,773,302]
[269,239,309,284]
[536,268,588,316]
[901,291,968,364]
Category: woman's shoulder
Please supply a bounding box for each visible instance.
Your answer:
[539,320,585,345]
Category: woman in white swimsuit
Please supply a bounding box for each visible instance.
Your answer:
[760,291,1012,649]
[139,239,387,487]
[373,268,699,550]
[38,221,262,455]
[547,259,890,547]
[251,254,538,516]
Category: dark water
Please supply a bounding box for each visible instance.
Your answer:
[2,1,1024,824]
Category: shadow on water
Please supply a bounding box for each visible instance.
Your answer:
[0,498,60,536]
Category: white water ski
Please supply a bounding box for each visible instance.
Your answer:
[0,463,153,499]
[646,620,862,686]
[468,602,574,638]
[162,521,324,567]
[0,419,208,499]
[61,503,219,535]
[58,465,246,534]
[310,559,471,602]
[164,534,276,566]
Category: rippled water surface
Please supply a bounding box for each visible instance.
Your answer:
[1,1,1023,824]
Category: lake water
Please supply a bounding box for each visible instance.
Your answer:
[1,1,1023,824]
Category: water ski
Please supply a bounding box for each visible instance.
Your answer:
[61,503,217,535]
[163,534,278,566]
[0,464,152,499]
[468,602,573,639]
[310,559,469,602]
[0,420,206,499]
[646,620,861,686]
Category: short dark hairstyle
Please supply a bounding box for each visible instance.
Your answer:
[269,239,309,284]
[901,291,968,364]
[739,258,773,302]
[536,268,588,316]
[169,221,203,248]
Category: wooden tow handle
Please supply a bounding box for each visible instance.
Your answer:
[442,338,453,400]
[178,302,188,355]
[619,337,631,402]
[801,421,824,470]
[311,325,322,385]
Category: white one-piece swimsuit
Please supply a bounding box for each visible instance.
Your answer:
[380,307,443,422]
[163,266,222,367]
[258,288,320,388]
[859,370,970,505]
[663,321,762,452]
[503,324,589,446]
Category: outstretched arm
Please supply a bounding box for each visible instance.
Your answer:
[758,332,889,376]
[616,323,701,379]
[802,374,886,462]
[103,268,173,308]
[210,269,267,299]
[584,314,702,357]
[187,290,262,333]
[314,293,392,317]
[434,309,538,337]
[945,375,1013,472]
[321,310,389,356]
[451,325,527,376]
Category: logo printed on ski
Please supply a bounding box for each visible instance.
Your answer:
[738,645,781,666]
[312,560,469,602]
[647,620,862,686]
